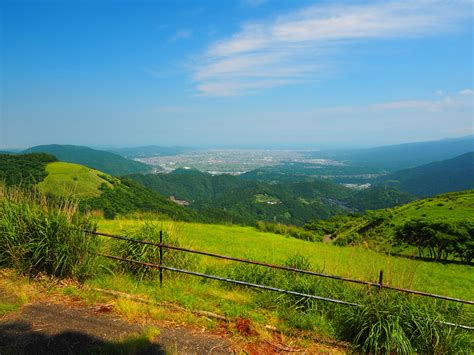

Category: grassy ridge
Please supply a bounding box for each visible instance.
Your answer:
[37,162,114,199]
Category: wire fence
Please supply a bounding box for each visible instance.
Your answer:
[83,229,474,330]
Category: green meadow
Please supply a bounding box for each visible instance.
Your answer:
[97,219,474,300]
[37,162,113,199]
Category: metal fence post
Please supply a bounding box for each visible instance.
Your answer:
[378,270,384,291]
[159,229,163,287]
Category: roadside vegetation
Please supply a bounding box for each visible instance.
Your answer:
[1,186,472,353]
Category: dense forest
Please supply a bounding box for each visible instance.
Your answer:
[0,153,57,188]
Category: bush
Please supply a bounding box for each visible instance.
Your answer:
[255,221,322,242]
[336,293,472,354]
[0,186,98,279]
[113,222,198,280]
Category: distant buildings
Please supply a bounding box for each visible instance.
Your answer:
[169,195,191,206]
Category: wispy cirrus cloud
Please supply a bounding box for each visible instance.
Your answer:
[193,1,472,96]
[313,90,473,115]
[170,29,193,42]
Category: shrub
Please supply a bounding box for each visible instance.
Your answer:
[335,293,472,354]
[255,221,322,242]
[0,186,98,279]
[113,222,198,280]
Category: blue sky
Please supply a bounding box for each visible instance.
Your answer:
[1,0,473,149]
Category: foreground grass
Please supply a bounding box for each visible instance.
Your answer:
[97,219,474,300]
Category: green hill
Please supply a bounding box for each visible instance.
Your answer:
[23,144,151,176]
[307,190,474,261]
[378,152,474,196]
[0,154,209,222]
[37,162,114,199]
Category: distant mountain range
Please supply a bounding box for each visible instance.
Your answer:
[307,135,474,170]
[23,144,151,176]
[378,152,474,196]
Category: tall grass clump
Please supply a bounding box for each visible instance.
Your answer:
[336,292,473,354]
[113,222,198,280]
[223,252,473,352]
[0,186,98,279]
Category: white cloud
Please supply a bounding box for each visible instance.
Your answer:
[459,89,474,95]
[193,1,472,96]
[170,29,193,42]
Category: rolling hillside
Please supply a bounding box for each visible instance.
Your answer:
[378,152,474,196]
[0,154,210,222]
[307,190,474,256]
[23,144,151,176]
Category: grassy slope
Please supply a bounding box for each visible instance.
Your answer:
[37,162,113,199]
[317,190,474,245]
[390,190,474,223]
[97,219,473,300]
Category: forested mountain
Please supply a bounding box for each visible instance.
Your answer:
[378,152,474,196]
[23,145,151,176]
[306,135,474,171]
[128,169,414,225]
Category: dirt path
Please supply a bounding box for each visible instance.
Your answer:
[0,302,232,354]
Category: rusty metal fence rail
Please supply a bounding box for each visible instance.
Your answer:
[83,229,474,330]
